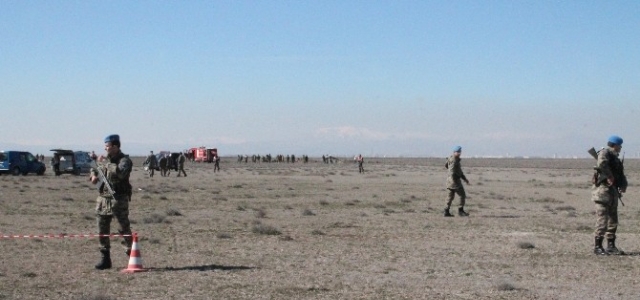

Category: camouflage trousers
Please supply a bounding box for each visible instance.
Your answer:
[177,164,187,176]
[593,185,618,239]
[96,194,133,251]
[446,187,466,208]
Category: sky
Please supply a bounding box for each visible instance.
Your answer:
[1,1,639,158]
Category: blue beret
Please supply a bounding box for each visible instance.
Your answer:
[452,146,462,152]
[608,135,623,145]
[104,134,120,143]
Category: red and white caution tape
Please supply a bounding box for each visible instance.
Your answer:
[0,233,133,239]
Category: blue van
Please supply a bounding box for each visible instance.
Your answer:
[0,151,46,175]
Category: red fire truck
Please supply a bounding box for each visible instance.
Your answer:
[189,147,217,163]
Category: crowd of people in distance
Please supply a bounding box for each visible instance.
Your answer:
[143,151,188,178]
[236,154,310,163]
[233,153,366,168]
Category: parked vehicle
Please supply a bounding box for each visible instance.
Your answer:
[49,149,93,175]
[0,151,46,176]
[188,147,217,163]
[73,151,93,174]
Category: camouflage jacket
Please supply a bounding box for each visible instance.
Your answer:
[144,154,158,168]
[91,151,133,196]
[445,155,467,189]
[159,157,167,168]
[595,147,627,190]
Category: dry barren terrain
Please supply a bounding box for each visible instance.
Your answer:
[1,157,640,299]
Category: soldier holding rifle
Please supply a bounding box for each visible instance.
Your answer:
[89,134,134,270]
[589,135,627,255]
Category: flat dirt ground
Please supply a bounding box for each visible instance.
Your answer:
[1,157,640,300]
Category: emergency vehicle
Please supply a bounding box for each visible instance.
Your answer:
[189,147,217,163]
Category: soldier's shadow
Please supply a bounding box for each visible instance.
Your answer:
[147,264,255,272]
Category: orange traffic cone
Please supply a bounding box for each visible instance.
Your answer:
[121,233,147,273]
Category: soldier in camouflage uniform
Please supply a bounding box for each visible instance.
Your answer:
[592,135,627,255]
[144,151,158,178]
[444,146,470,217]
[177,152,187,177]
[159,155,168,177]
[89,134,134,270]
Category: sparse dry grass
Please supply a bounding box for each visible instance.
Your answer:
[516,241,536,249]
[252,222,281,235]
[165,208,183,216]
[142,213,167,224]
[254,208,267,219]
[0,157,639,299]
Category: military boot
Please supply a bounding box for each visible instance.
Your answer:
[95,249,112,270]
[444,208,454,217]
[458,207,469,217]
[606,237,623,255]
[594,236,607,255]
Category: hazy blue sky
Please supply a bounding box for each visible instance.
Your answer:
[1,1,639,157]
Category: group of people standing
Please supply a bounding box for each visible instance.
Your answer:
[143,151,187,178]
[238,154,308,164]
[34,153,46,162]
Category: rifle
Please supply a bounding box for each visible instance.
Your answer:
[587,147,598,160]
[588,147,624,206]
[620,152,625,205]
[92,160,115,196]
